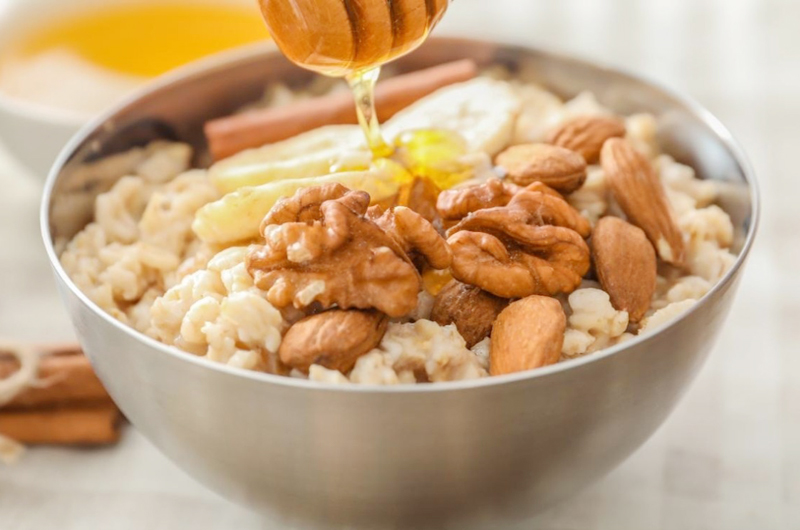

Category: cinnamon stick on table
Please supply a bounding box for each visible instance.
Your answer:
[0,344,122,446]
[0,345,111,408]
[0,405,122,445]
[205,59,479,161]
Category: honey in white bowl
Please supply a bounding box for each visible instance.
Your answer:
[0,2,269,115]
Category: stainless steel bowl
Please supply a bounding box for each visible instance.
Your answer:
[41,38,758,529]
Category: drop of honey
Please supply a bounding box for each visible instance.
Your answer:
[422,268,454,296]
[392,129,472,189]
[347,67,393,157]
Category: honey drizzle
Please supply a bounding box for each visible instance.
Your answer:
[346,67,393,157]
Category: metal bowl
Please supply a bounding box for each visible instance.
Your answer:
[41,38,758,529]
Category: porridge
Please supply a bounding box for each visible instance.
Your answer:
[59,67,738,385]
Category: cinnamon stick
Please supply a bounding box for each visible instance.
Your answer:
[205,59,479,161]
[0,405,122,445]
[0,344,112,409]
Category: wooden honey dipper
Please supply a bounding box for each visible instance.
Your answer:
[259,0,450,76]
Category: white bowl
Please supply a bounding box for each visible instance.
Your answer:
[0,0,257,176]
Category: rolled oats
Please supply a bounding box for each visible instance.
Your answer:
[59,76,739,383]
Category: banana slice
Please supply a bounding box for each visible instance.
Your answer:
[209,125,369,193]
[193,169,407,245]
[214,125,364,168]
[384,78,522,156]
[211,149,372,194]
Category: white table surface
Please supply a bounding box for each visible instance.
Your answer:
[1,0,797,528]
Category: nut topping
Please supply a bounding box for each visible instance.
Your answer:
[279,310,388,373]
[523,181,564,199]
[592,217,657,322]
[546,116,627,164]
[601,138,686,266]
[371,206,452,270]
[445,185,591,298]
[449,188,592,239]
[504,189,592,238]
[247,184,447,317]
[437,179,522,221]
[436,179,567,224]
[495,143,587,194]
[490,296,566,375]
[431,280,508,347]
[397,176,442,224]
[447,228,589,299]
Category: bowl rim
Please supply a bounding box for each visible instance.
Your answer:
[40,37,761,394]
[0,0,271,127]
[0,41,278,127]
[0,91,90,126]
[0,0,117,126]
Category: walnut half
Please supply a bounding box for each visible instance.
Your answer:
[246,184,449,318]
[445,186,592,298]
[436,179,564,224]
[371,205,452,270]
[437,179,521,222]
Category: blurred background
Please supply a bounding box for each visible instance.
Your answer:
[0,0,796,528]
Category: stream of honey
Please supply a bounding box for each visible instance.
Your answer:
[347,68,393,157]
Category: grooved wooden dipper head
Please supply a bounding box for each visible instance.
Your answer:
[258,0,449,76]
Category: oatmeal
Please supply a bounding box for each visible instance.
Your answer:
[313,320,488,385]
[561,288,630,359]
[60,70,739,384]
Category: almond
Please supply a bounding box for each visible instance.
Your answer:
[601,138,685,266]
[431,280,508,347]
[495,143,587,194]
[547,116,626,164]
[490,296,566,376]
[592,217,657,322]
[279,310,388,373]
